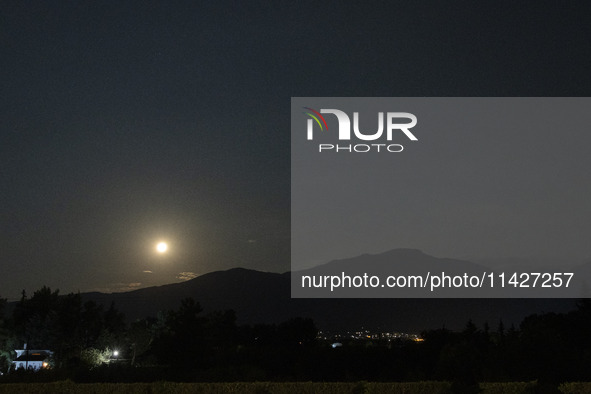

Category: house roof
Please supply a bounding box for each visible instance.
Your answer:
[14,349,53,358]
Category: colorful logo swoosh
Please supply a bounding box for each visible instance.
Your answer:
[302,107,328,131]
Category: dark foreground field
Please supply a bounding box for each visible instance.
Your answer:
[1,381,591,394]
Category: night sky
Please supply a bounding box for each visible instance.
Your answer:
[2,1,591,299]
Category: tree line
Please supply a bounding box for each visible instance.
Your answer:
[0,286,317,380]
[1,287,591,385]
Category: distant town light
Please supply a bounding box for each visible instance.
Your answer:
[113,350,119,357]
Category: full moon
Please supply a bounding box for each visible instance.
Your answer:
[156,242,168,253]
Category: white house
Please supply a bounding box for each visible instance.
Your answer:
[12,347,53,371]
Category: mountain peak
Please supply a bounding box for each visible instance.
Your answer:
[378,248,426,257]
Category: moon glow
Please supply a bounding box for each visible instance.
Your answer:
[156,242,168,253]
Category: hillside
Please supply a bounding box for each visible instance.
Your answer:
[80,249,577,332]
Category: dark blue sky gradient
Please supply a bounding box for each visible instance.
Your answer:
[1,1,590,298]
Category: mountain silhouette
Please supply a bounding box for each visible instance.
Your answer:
[78,249,578,332]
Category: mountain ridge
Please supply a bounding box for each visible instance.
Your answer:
[74,249,577,332]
